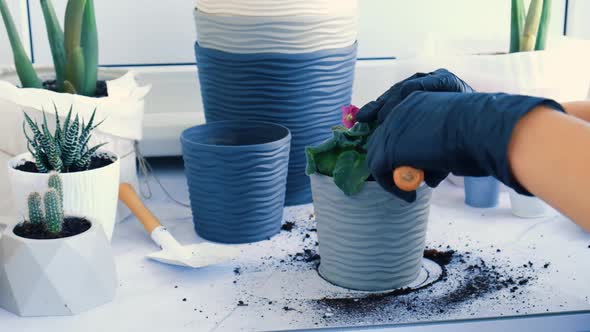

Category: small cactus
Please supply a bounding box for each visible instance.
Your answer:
[44,189,63,234]
[48,172,63,204]
[27,192,44,225]
[25,174,66,234]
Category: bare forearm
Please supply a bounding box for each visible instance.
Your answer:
[508,106,590,232]
[563,100,590,122]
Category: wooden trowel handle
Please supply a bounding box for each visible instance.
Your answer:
[393,167,424,192]
[119,183,162,234]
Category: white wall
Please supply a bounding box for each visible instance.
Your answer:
[0,1,28,66]
[567,0,590,39]
[1,0,568,66]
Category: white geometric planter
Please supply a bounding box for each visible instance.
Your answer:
[0,220,117,317]
[0,67,150,223]
[7,151,120,241]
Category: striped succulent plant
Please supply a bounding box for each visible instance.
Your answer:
[510,0,552,53]
[23,106,105,173]
[0,0,98,96]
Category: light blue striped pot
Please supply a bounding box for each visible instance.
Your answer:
[310,174,432,291]
[195,42,357,206]
[464,176,500,208]
[181,121,291,244]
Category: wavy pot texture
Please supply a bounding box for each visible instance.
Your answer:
[310,174,432,291]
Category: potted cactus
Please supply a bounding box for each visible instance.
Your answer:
[0,173,117,317]
[305,106,432,291]
[7,106,120,240]
[0,0,149,222]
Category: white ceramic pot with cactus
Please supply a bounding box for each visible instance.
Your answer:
[0,174,117,317]
[0,0,149,222]
[7,108,120,240]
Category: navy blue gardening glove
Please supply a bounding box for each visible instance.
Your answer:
[356,68,475,125]
[367,91,565,202]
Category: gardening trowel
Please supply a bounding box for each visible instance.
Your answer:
[118,183,239,268]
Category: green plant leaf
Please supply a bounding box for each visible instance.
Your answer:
[333,150,371,196]
[535,0,552,51]
[40,0,66,91]
[305,138,339,176]
[64,0,87,95]
[520,0,543,52]
[80,0,98,96]
[510,0,526,53]
[0,0,42,88]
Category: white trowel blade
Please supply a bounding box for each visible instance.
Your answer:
[147,242,240,268]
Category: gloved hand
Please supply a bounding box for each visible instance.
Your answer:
[357,68,474,125]
[367,91,565,202]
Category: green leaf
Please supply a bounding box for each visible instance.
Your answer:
[63,80,78,94]
[64,0,87,95]
[62,114,80,167]
[40,0,66,91]
[305,138,339,176]
[80,0,98,96]
[510,0,526,53]
[0,0,42,88]
[535,0,552,51]
[333,150,371,196]
[65,47,85,95]
[520,0,543,52]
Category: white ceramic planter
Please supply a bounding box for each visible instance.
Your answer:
[0,67,150,222]
[7,151,120,241]
[194,10,357,54]
[0,219,117,317]
[196,0,357,16]
[508,189,550,218]
[310,174,432,291]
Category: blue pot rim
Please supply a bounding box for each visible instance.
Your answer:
[181,120,291,151]
[195,41,357,61]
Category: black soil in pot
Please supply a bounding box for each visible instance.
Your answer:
[15,154,115,173]
[42,79,108,98]
[14,217,92,239]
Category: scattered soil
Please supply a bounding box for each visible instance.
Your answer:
[43,79,108,98]
[281,222,295,232]
[14,154,115,173]
[14,217,91,239]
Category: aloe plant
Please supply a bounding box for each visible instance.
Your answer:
[0,0,99,96]
[23,105,105,173]
[510,0,552,53]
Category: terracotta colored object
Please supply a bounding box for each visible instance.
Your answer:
[0,220,116,316]
[393,167,424,192]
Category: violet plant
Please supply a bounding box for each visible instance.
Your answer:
[306,105,375,195]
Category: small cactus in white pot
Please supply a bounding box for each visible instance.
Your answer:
[7,106,120,240]
[0,174,117,317]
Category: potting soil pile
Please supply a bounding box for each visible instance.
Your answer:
[2,159,588,332]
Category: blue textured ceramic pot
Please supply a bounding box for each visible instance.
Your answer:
[464,176,500,208]
[181,121,291,244]
[194,42,357,206]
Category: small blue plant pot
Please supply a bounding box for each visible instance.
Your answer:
[194,42,357,206]
[181,121,291,244]
[464,176,500,208]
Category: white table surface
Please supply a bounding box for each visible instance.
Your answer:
[1,158,589,332]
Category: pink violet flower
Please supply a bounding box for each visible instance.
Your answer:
[341,105,360,129]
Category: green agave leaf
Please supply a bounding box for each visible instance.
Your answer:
[520,0,543,52]
[333,150,371,196]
